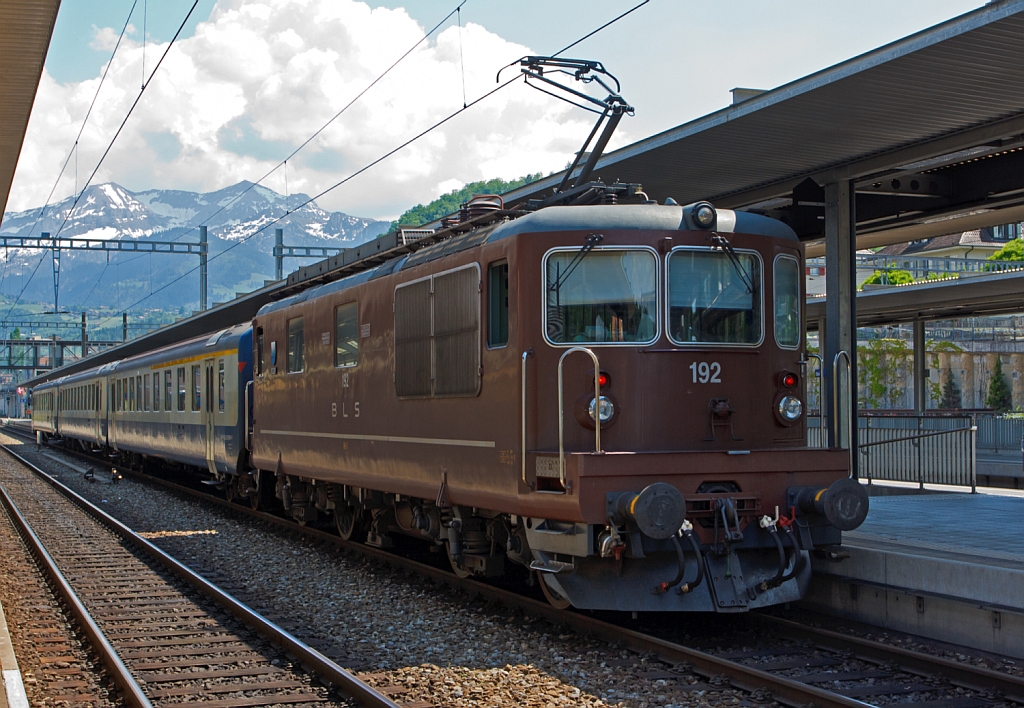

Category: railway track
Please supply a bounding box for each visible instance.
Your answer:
[6,423,1024,708]
[0,440,405,708]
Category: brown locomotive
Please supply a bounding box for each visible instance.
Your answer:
[250,199,868,612]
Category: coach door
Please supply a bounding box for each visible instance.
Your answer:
[203,358,217,475]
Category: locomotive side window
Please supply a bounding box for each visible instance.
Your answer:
[667,248,763,346]
[544,248,658,345]
[287,317,305,373]
[487,261,509,347]
[335,303,358,368]
[774,255,801,349]
[177,367,186,411]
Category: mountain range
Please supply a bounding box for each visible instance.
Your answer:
[0,182,390,313]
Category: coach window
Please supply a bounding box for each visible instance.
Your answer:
[218,360,225,412]
[177,367,186,411]
[488,261,509,347]
[153,374,160,412]
[137,375,143,411]
[165,370,173,411]
[774,255,801,349]
[144,374,151,411]
[335,303,358,368]
[116,380,122,412]
[544,248,658,345]
[667,247,763,346]
[192,364,202,411]
[129,377,136,412]
[287,316,305,373]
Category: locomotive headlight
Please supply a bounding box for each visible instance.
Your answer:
[778,395,803,422]
[694,203,716,227]
[588,395,615,423]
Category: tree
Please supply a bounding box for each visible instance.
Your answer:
[939,368,961,409]
[10,327,20,340]
[987,238,1024,262]
[986,356,1013,413]
[858,338,909,409]
[391,174,544,229]
[861,269,914,288]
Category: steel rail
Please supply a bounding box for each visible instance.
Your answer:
[752,614,1024,703]
[0,442,402,708]
[0,483,154,708]
[8,427,1022,708]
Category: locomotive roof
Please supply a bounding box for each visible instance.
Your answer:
[256,205,795,317]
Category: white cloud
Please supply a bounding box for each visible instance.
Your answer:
[10,0,614,220]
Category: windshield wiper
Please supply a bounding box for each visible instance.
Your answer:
[710,232,755,294]
[549,233,604,292]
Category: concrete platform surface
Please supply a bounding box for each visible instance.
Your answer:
[805,485,1024,659]
[852,491,1024,561]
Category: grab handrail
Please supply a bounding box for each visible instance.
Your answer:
[832,350,852,469]
[558,346,603,490]
[521,350,532,486]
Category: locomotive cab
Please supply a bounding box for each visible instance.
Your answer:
[506,201,867,611]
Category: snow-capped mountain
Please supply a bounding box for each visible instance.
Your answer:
[1,181,388,244]
[0,182,390,312]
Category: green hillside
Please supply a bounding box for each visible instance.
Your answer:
[393,174,543,228]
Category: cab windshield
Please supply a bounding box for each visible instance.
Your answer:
[545,248,658,344]
[668,248,762,345]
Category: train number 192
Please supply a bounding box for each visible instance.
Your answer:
[690,361,722,384]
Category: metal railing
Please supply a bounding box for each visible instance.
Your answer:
[809,415,977,490]
[974,414,1024,452]
[859,416,977,491]
[806,253,1024,279]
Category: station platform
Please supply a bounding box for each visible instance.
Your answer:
[1,596,28,708]
[803,483,1024,659]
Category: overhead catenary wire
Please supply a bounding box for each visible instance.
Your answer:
[94,0,649,330]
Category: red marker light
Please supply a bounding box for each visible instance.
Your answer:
[598,373,609,388]
[782,373,798,388]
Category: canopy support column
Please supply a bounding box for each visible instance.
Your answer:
[823,180,858,476]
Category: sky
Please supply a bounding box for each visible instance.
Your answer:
[9,0,987,222]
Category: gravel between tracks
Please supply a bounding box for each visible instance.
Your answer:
[3,435,760,708]
[0,453,119,707]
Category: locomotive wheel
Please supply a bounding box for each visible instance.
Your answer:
[335,506,363,541]
[537,571,571,610]
[447,544,472,579]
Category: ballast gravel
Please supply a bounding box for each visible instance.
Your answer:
[5,435,752,708]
